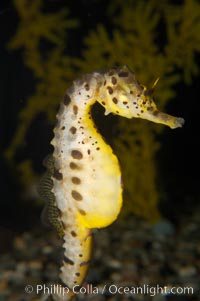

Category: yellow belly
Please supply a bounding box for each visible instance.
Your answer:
[76,147,123,228]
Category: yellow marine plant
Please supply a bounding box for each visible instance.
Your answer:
[6,0,200,221]
[6,0,78,184]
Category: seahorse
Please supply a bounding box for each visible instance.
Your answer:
[42,66,184,300]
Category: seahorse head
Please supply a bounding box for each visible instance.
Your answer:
[98,66,184,129]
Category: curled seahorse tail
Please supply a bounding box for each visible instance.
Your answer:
[38,154,64,238]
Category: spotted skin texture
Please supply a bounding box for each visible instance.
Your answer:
[49,66,184,300]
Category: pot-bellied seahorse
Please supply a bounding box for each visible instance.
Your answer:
[39,66,184,300]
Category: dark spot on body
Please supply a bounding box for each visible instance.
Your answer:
[80,261,90,267]
[53,168,63,180]
[112,97,118,104]
[104,80,107,86]
[79,254,83,257]
[71,150,83,159]
[75,272,80,277]
[69,162,79,169]
[87,149,91,155]
[85,84,89,91]
[153,110,159,116]
[107,86,113,94]
[63,94,71,106]
[73,105,78,115]
[102,101,105,105]
[72,177,81,184]
[72,190,83,201]
[111,77,117,85]
[71,231,77,237]
[118,71,129,77]
[70,127,77,134]
[96,147,100,150]
[123,101,128,104]
[61,126,65,130]
[64,256,74,265]
[79,209,86,215]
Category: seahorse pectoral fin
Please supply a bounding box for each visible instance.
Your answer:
[142,110,185,129]
[104,108,111,115]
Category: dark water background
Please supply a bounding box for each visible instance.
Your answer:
[0,1,200,301]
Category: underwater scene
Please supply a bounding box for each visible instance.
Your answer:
[1,0,200,300]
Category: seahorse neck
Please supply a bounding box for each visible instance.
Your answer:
[51,72,105,184]
[70,71,104,111]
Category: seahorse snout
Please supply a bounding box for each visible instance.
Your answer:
[143,110,185,129]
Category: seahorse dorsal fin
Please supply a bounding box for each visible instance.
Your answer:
[41,204,51,229]
[41,203,64,238]
[38,153,64,238]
